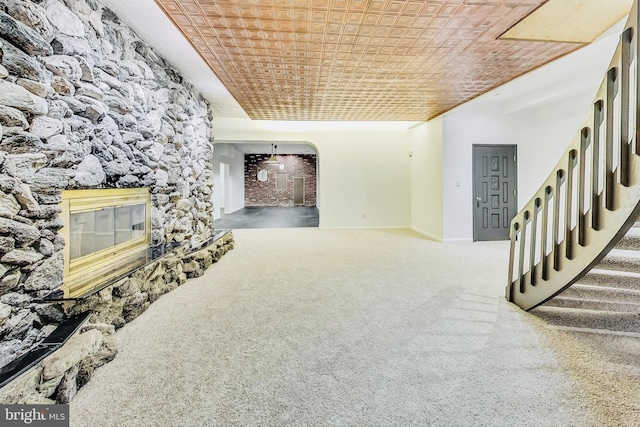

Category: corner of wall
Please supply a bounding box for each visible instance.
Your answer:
[410,117,444,241]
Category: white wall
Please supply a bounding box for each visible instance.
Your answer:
[439,25,621,241]
[227,150,245,214]
[212,143,244,219]
[441,102,533,241]
[410,118,444,240]
[517,100,590,208]
[210,121,413,228]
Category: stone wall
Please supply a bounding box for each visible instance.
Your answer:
[0,0,220,392]
[244,154,317,207]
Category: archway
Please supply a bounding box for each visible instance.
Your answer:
[212,141,320,229]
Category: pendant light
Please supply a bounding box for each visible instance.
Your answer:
[264,143,280,165]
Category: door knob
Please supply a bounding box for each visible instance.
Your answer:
[476,197,481,207]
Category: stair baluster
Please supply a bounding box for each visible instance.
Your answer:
[507,0,640,310]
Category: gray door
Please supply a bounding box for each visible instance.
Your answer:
[472,145,517,241]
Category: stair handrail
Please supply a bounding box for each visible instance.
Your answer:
[507,1,640,310]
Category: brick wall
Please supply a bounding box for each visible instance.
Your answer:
[244,154,317,207]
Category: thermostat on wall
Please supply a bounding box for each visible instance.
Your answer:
[257,169,268,182]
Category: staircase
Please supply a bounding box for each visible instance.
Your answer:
[533,221,640,333]
[506,0,640,311]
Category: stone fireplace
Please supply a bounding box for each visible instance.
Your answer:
[0,0,234,404]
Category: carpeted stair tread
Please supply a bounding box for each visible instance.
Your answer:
[543,296,640,312]
[597,248,640,273]
[540,219,640,330]
[614,227,640,250]
[559,284,640,302]
[578,268,640,290]
[531,305,640,333]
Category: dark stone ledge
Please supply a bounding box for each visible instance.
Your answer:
[0,312,91,389]
[39,229,233,302]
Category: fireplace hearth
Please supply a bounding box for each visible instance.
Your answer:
[0,230,235,404]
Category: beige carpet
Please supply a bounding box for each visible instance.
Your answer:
[69,228,630,426]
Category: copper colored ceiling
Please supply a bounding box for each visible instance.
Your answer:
[154,0,585,121]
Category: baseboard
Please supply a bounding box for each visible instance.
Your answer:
[225,207,244,215]
[317,225,450,242]
[410,227,443,242]
[319,226,412,231]
[443,238,474,243]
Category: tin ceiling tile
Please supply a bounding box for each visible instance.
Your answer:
[156,0,586,120]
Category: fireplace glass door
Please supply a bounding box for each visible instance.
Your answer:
[69,204,146,260]
[62,188,151,298]
[116,204,146,245]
